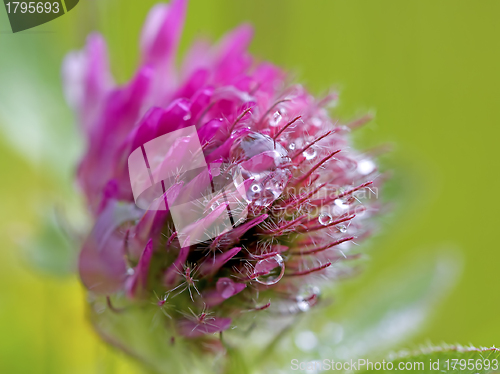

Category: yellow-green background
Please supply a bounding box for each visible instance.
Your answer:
[1,0,499,373]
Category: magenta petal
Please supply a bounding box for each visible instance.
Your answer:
[175,202,229,246]
[205,128,251,163]
[240,151,281,173]
[156,98,192,135]
[78,66,153,214]
[78,202,142,294]
[199,247,241,278]
[175,69,209,100]
[216,277,246,298]
[202,277,246,307]
[62,33,113,133]
[213,24,254,84]
[126,239,154,298]
[140,0,187,68]
[97,179,119,213]
[252,62,286,93]
[181,38,212,79]
[190,87,213,124]
[177,317,232,338]
[128,183,183,259]
[197,118,224,144]
[226,214,268,241]
[125,107,165,156]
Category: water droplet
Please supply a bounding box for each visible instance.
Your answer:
[230,132,292,206]
[303,147,317,160]
[127,268,135,275]
[288,142,296,150]
[247,182,264,203]
[216,278,236,299]
[251,184,261,193]
[254,254,285,285]
[318,213,332,226]
[270,111,282,127]
[231,132,288,161]
[296,286,320,312]
[296,298,310,312]
[357,159,375,175]
[182,112,192,121]
[336,224,347,233]
[334,198,349,210]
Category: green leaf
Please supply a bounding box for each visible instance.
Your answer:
[299,250,462,360]
[359,346,500,374]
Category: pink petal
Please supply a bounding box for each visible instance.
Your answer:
[190,87,213,124]
[140,0,187,105]
[213,24,254,84]
[78,66,153,213]
[180,38,212,79]
[128,183,183,259]
[226,214,268,241]
[240,151,282,173]
[173,202,230,246]
[205,128,251,163]
[197,118,224,145]
[175,69,209,100]
[78,202,142,294]
[198,247,241,278]
[140,0,187,68]
[156,98,193,135]
[62,33,113,133]
[216,277,246,299]
[125,239,154,298]
[203,278,246,307]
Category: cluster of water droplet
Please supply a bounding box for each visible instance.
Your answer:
[254,254,285,285]
[230,132,292,207]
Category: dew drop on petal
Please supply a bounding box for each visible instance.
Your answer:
[334,198,349,210]
[336,224,347,233]
[251,184,261,193]
[270,111,282,127]
[216,278,236,299]
[288,142,296,150]
[254,254,285,285]
[183,112,192,121]
[303,147,317,160]
[230,131,288,161]
[357,159,375,175]
[296,286,320,312]
[230,131,292,206]
[318,213,332,226]
[296,298,311,312]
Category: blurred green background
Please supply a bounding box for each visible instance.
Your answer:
[1,0,499,372]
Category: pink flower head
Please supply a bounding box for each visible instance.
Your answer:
[64,0,381,346]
